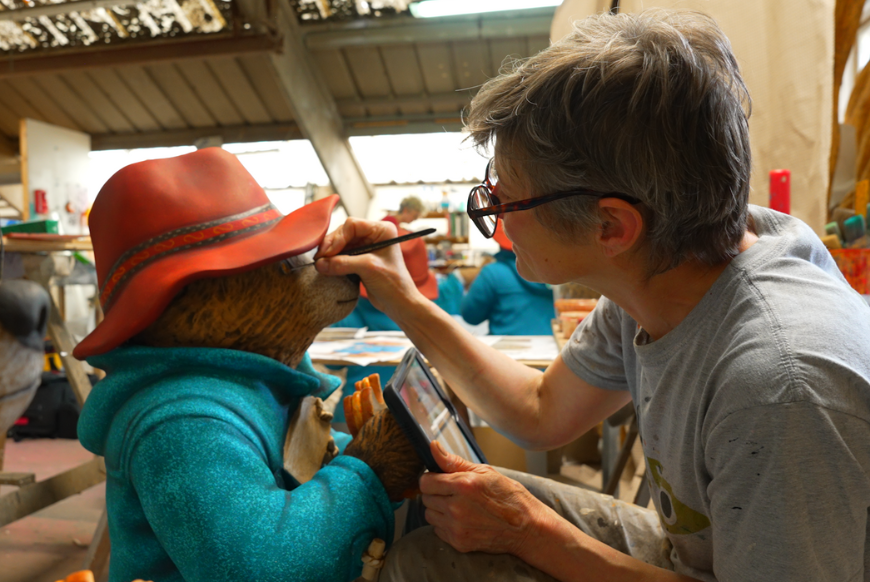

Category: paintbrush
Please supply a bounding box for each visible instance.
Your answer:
[285,228,436,271]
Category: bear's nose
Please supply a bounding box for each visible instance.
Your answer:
[0,280,50,351]
[346,274,361,286]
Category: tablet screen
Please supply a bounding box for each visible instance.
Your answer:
[397,358,483,465]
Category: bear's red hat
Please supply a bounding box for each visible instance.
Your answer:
[74,148,339,359]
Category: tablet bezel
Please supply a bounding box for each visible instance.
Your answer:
[383,348,488,473]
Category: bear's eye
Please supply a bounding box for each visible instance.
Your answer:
[282,247,319,270]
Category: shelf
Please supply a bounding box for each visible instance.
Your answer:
[425,235,468,244]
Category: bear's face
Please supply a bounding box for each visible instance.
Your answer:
[135,259,359,368]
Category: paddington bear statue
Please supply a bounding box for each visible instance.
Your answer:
[73,148,423,582]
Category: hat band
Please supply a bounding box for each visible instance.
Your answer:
[99,203,281,312]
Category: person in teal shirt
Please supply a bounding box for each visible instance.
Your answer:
[461,223,554,335]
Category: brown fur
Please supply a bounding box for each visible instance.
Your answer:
[344,409,425,502]
[135,260,359,368]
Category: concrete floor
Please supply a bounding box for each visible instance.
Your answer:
[0,438,105,582]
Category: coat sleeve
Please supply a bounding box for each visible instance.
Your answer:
[128,413,393,582]
[461,266,496,325]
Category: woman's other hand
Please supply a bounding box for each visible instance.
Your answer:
[419,440,553,557]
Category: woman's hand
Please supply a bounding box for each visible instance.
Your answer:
[314,218,421,314]
[419,440,552,556]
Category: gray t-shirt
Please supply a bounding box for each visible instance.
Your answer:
[563,206,870,582]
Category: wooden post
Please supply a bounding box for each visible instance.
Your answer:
[83,508,111,582]
[0,456,105,527]
[0,432,5,471]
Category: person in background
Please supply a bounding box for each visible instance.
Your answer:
[461,222,554,335]
[330,230,438,423]
[383,196,425,227]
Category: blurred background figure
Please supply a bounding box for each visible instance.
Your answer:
[382,196,424,228]
[461,222,554,336]
[330,228,438,422]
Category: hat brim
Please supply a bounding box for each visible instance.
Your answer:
[360,270,438,301]
[74,195,340,360]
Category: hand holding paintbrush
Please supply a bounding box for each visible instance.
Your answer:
[286,228,435,271]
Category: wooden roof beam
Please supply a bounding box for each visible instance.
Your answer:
[266,0,374,217]
[0,33,281,79]
[303,7,555,50]
[90,122,303,150]
[336,91,474,110]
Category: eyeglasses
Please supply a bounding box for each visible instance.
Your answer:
[466,159,641,238]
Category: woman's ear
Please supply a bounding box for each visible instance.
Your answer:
[595,198,644,258]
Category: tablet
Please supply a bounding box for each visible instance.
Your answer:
[383,348,487,473]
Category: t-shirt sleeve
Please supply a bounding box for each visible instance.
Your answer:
[705,402,869,582]
[560,296,631,391]
[128,414,393,582]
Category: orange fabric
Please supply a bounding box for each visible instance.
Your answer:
[360,228,438,300]
[492,221,513,251]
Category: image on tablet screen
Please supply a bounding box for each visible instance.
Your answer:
[398,359,482,464]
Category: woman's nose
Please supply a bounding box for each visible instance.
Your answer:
[0,280,50,351]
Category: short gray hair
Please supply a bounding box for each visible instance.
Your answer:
[399,196,425,215]
[465,9,751,275]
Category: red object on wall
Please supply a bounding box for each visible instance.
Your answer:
[34,189,48,214]
[769,169,790,215]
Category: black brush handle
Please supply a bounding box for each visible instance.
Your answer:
[339,228,436,256]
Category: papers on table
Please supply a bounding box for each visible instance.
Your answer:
[308,334,414,366]
[309,331,559,367]
[477,335,560,363]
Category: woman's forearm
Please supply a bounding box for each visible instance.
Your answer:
[386,290,547,447]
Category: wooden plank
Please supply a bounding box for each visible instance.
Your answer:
[344,46,392,98]
[207,57,272,124]
[146,62,215,128]
[345,46,396,117]
[174,60,243,126]
[46,292,93,405]
[310,49,364,118]
[0,33,281,79]
[91,122,303,150]
[489,38,526,75]
[32,74,108,134]
[87,68,160,132]
[237,55,295,123]
[451,40,490,90]
[0,80,44,120]
[0,473,36,487]
[5,77,80,131]
[527,35,550,57]
[380,44,425,108]
[0,98,20,136]
[416,43,456,94]
[0,457,105,527]
[2,236,92,252]
[0,134,16,158]
[0,433,5,471]
[60,71,135,133]
[83,508,110,579]
[115,65,186,129]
